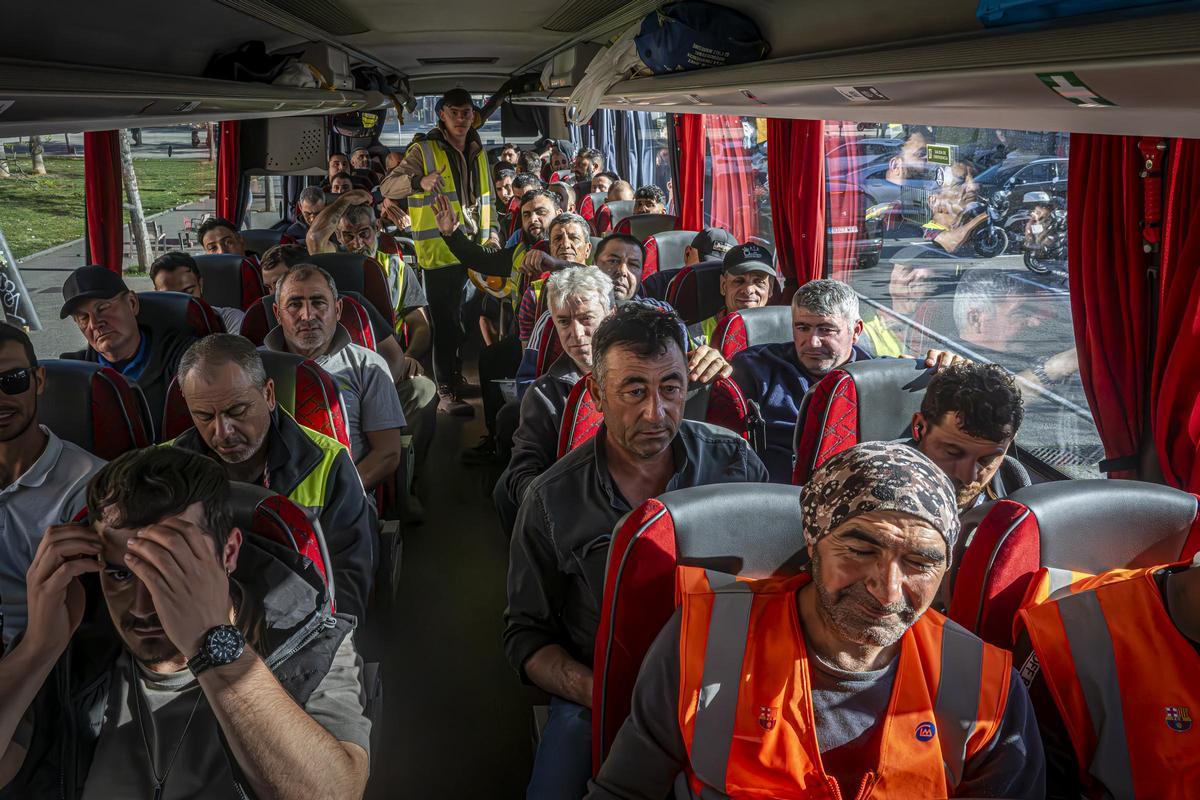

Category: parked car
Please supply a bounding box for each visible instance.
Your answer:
[826,138,902,177]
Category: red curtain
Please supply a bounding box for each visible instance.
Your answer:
[1153,137,1200,489]
[84,131,123,272]
[675,114,704,232]
[824,122,862,282]
[767,118,825,288]
[1067,134,1148,479]
[707,114,758,243]
[216,120,241,223]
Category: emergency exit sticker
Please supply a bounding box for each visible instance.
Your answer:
[1037,73,1116,108]
[835,85,890,103]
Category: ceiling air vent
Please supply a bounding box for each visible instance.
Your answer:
[216,0,369,36]
[416,57,500,65]
[541,0,659,34]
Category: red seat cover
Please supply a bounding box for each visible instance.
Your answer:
[39,361,154,460]
[240,295,375,350]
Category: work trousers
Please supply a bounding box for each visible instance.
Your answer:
[422,264,469,386]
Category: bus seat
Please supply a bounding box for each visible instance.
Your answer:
[239,293,377,351]
[592,483,809,772]
[642,267,682,301]
[193,254,266,311]
[615,213,678,241]
[664,261,725,325]
[792,359,934,485]
[38,360,154,460]
[531,311,564,377]
[589,237,603,260]
[556,375,754,459]
[239,229,288,259]
[711,306,792,360]
[596,200,635,234]
[230,481,334,613]
[136,290,224,337]
[162,350,351,450]
[305,252,396,328]
[580,191,606,222]
[946,480,1200,649]
[642,230,696,278]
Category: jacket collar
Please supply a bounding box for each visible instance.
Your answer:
[592,423,688,511]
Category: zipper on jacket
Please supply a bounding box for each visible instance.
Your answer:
[853,771,878,800]
[266,614,336,668]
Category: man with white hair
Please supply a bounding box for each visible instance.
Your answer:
[588,441,1044,800]
[733,279,963,483]
[494,267,614,532]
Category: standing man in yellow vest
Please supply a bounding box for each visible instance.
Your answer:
[381,87,499,417]
[168,335,378,621]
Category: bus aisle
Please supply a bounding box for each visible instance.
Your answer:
[358,353,532,798]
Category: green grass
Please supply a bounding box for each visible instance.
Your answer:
[0,156,214,260]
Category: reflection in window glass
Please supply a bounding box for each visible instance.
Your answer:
[701,115,771,246]
[823,122,1100,478]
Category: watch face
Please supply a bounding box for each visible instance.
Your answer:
[205,625,245,665]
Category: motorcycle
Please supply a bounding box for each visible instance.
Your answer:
[1021,192,1067,274]
[921,197,1009,258]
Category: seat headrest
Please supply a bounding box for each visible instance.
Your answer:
[239,229,286,257]
[38,360,153,459]
[737,306,792,349]
[135,291,223,336]
[617,213,678,240]
[604,200,635,229]
[659,483,809,578]
[644,230,697,277]
[666,261,725,325]
[258,350,351,449]
[193,255,264,310]
[228,482,334,612]
[304,253,394,325]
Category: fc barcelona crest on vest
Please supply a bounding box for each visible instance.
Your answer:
[1165,706,1193,733]
[758,706,777,731]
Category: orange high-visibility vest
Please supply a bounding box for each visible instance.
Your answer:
[1018,564,1200,798]
[675,567,1012,799]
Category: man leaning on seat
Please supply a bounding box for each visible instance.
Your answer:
[589,441,1045,799]
[504,302,768,800]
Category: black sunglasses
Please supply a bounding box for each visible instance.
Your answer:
[0,367,32,396]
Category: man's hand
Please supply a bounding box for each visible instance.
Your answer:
[22,524,102,655]
[434,194,458,236]
[485,233,501,249]
[341,189,374,207]
[124,519,234,658]
[923,349,969,370]
[520,249,550,276]
[399,355,424,380]
[688,345,733,384]
[380,198,410,229]
[419,166,447,193]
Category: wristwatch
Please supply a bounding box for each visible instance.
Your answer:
[187,625,245,676]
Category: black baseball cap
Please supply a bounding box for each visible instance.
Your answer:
[60,265,130,318]
[722,242,778,278]
[690,227,738,260]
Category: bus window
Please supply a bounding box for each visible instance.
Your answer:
[699,115,771,246]
[824,122,1102,478]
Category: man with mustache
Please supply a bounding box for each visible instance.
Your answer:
[171,333,377,620]
[60,265,201,436]
[264,266,406,496]
[907,362,1029,510]
[505,303,768,800]
[733,279,964,483]
[588,442,1044,800]
[0,446,371,798]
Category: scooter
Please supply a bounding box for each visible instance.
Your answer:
[1021,192,1067,274]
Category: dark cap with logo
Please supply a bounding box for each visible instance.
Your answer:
[60,265,130,318]
[722,242,777,278]
[690,228,738,261]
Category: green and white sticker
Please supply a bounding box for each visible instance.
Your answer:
[1037,72,1116,108]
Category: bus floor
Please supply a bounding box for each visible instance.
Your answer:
[358,376,533,798]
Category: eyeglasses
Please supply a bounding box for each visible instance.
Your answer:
[0,367,32,395]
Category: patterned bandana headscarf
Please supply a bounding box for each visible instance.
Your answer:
[800,441,961,558]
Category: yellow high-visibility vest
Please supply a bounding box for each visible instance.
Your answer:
[408,139,492,270]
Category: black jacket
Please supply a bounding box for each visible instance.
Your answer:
[171,410,378,620]
[62,325,194,440]
[4,534,353,800]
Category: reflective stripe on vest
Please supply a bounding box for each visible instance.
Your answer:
[676,566,1011,799]
[163,422,342,512]
[1019,564,1200,797]
[699,315,720,344]
[408,139,492,270]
